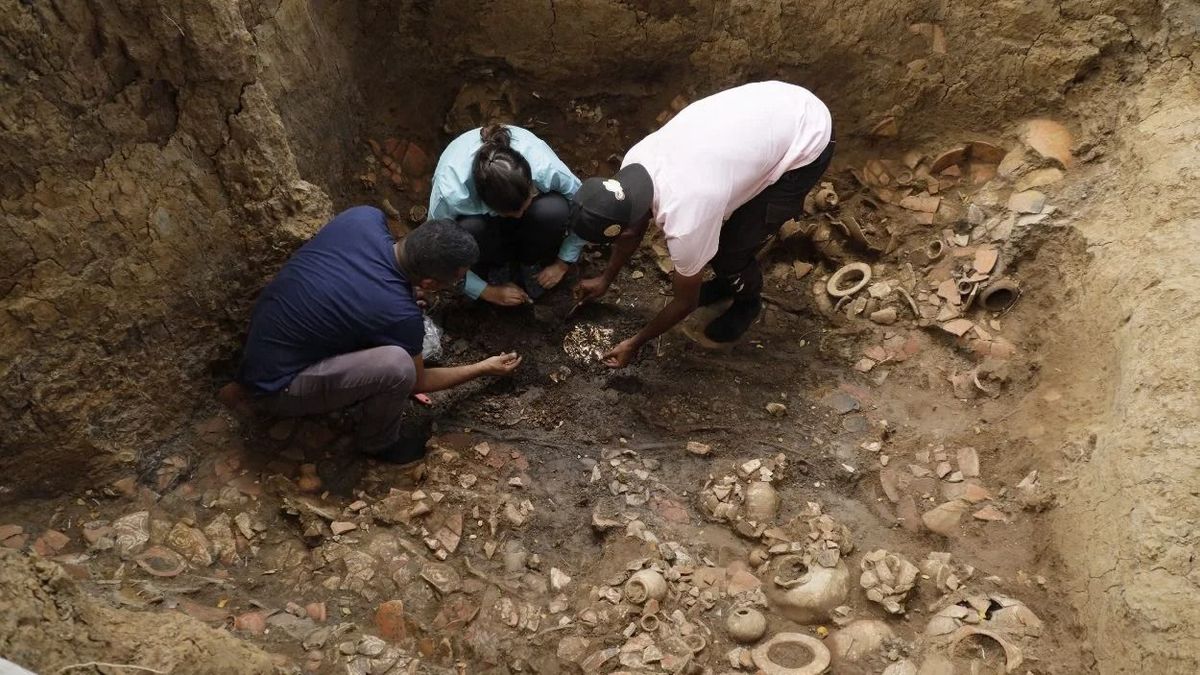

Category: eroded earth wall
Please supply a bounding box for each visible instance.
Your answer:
[0,0,339,497]
[0,1,1196,672]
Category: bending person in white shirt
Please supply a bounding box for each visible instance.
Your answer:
[569,81,835,368]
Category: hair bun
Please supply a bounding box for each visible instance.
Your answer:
[479,123,513,149]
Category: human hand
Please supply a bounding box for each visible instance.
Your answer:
[481,283,532,306]
[480,351,523,376]
[536,260,570,289]
[573,276,610,306]
[601,338,640,369]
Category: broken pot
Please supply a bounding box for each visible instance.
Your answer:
[766,554,850,624]
[624,569,668,605]
[744,482,780,523]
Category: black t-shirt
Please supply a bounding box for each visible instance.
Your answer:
[238,206,424,393]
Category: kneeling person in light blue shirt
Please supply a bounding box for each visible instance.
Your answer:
[429,124,587,306]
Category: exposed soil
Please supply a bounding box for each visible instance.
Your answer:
[2,1,1198,674]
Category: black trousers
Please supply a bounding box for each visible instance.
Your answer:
[709,138,836,300]
[456,192,570,276]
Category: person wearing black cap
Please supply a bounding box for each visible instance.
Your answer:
[570,81,835,367]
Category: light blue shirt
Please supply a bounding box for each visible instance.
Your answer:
[429,126,587,299]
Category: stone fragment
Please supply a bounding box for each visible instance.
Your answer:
[686,441,711,456]
[1007,190,1046,214]
[973,506,1008,522]
[550,568,572,591]
[331,521,358,535]
[956,447,980,477]
[853,358,877,373]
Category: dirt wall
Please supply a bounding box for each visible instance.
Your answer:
[0,0,335,498]
[0,0,1196,672]
[1041,57,1200,674]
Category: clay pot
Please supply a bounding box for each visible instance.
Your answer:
[829,619,895,662]
[979,279,1020,312]
[766,555,850,624]
[624,569,667,605]
[726,606,768,644]
[751,632,831,675]
[827,262,872,298]
[639,614,661,633]
[744,482,780,523]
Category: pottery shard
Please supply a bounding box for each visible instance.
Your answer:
[113,511,150,558]
[899,194,941,213]
[203,514,238,564]
[871,117,899,138]
[941,319,974,336]
[1015,167,1064,192]
[968,141,1007,165]
[936,279,960,304]
[1022,119,1073,167]
[166,523,213,566]
[33,530,70,556]
[375,600,408,642]
[922,500,969,536]
[558,636,592,664]
[870,307,898,325]
[973,248,999,274]
[930,146,968,173]
[1007,190,1046,214]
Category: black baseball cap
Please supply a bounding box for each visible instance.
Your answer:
[570,163,654,243]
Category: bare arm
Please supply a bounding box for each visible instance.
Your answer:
[412,352,522,393]
[602,270,703,368]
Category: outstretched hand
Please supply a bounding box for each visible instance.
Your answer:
[600,339,639,369]
[536,260,569,289]
[480,351,523,376]
[573,276,610,306]
[482,283,532,307]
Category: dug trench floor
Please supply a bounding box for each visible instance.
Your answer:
[1,125,1098,673]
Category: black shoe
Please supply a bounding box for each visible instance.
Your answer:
[364,419,431,464]
[704,296,762,343]
[698,279,735,306]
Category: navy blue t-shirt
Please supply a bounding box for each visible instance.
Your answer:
[238,206,425,394]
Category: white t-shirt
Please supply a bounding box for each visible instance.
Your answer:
[623,81,832,277]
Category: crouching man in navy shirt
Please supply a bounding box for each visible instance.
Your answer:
[221,206,521,461]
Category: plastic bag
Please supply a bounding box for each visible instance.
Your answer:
[422,314,445,363]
